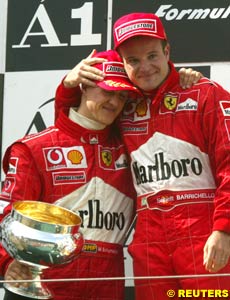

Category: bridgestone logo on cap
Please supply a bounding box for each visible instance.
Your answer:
[103,62,127,78]
[115,19,157,42]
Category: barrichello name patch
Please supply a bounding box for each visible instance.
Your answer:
[156,191,215,205]
[115,19,157,42]
[140,191,215,209]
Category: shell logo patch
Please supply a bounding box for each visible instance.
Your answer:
[67,150,83,164]
[43,146,87,170]
[101,150,113,167]
[164,95,177,110]
[136,99,148,117]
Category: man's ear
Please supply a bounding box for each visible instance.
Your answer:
[80,84,87,92]
[164,43,170,61]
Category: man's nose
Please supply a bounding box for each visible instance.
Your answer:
[108,93,120,105]
[139,59,150,72]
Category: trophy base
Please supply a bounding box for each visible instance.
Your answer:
[4,282,53,299]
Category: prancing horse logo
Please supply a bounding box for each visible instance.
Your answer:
[101,150,112,167]
[164,95,177,110]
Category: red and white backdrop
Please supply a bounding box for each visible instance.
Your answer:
[0,0,230,297]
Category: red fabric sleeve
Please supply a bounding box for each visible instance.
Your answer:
[201,82,230,233]
[0,143,42,275]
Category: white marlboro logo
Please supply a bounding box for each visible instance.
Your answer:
[176,98,198,111]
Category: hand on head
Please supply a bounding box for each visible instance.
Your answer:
[63,49,106,89]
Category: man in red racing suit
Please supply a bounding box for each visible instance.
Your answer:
[120,64,230,299]
[54,70,230,300]
[53,14,230,300]
[54,65,230,300]
[0,50,137,300]
[116,12,230,299]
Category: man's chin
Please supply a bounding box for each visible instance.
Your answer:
[102,119,114,126]
[140,86,157,93]
[135,80,157,92]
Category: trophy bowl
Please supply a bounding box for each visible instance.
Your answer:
[0,200,84,299]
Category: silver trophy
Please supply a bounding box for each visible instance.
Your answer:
[0,200,84,299]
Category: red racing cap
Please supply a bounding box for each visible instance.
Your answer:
[113,12,167,49]
[92,50,140,93]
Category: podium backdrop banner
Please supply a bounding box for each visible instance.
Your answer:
[112,0,230,63]
[6,0,230,72]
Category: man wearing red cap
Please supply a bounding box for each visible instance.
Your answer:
[113,12,230,299]
[53,12,230,300]
[0,50,139,300]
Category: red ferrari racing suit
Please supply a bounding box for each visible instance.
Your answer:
[53,63,230,299]
[0,110,135,300]
[119,62,230,299]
